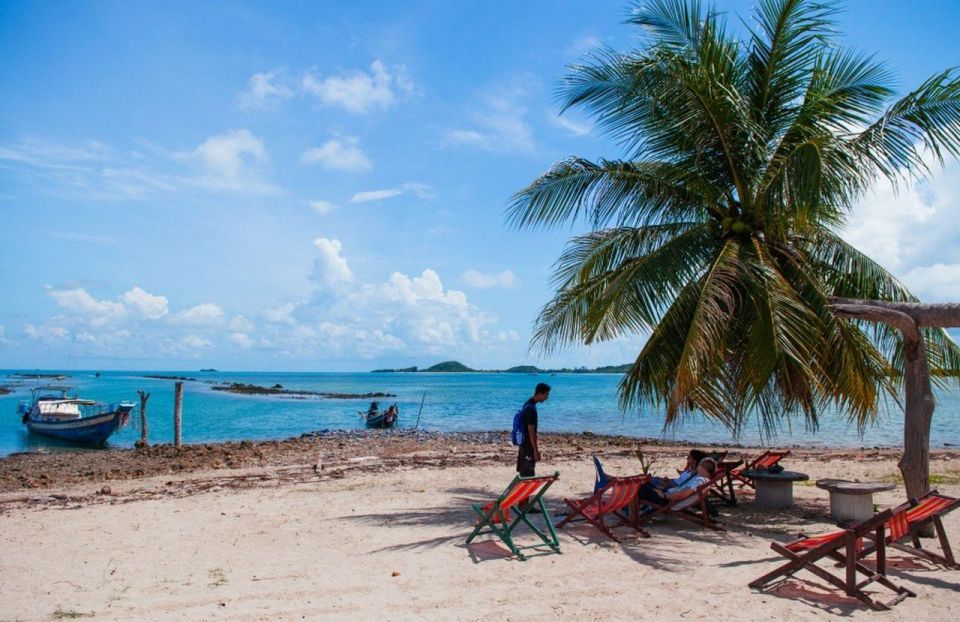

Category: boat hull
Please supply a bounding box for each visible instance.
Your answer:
[26,408,130,445]
[365,414,398,429]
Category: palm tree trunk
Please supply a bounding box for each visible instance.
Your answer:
[830,299,944,533]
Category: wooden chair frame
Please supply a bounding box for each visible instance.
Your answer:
[860,490,959,569]
[466,472,561,561]
[749,509,915,610]
[558,474,652,542]
[636,469,727,531]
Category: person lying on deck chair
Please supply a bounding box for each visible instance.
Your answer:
[637,458,717,508]
[650,449,707,490]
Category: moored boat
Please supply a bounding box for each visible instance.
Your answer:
[361,401,398,429]
[18,386,134,445]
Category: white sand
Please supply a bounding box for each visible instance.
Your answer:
[1,453,958,621]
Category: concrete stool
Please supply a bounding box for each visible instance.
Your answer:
[743,470,809,509]
[816,479,896,523]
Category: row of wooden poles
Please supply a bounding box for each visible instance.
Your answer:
[135,381,183,447]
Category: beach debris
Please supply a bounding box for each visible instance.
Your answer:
[391,571,400,577]
[635,446,658,475]
[99,486,111,495]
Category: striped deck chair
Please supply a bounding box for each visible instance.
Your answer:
[636,468,726,531]
[730,450,790,489]
[558,474,652,542]
[860,490,959,569]
[466,472,561,560]
[749,509,915,610]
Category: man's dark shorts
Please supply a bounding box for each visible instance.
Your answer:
[517,445,536,477]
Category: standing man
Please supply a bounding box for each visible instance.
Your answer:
[517,383,550,477]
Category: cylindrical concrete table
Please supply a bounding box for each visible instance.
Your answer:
[815,479,896,523]
[743,469,809,509]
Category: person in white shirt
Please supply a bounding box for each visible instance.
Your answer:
[638,458,717,508]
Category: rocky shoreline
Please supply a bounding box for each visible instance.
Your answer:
[2,429,958,499]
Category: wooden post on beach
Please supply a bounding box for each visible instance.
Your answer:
[136,390,150,447]
[173,382,183,447]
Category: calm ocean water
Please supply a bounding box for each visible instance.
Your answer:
[2,369,958,457]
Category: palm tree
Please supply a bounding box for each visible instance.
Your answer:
[509,0,960,497]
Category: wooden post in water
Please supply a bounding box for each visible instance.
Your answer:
[136,390,150,447]
[173,382,183,447]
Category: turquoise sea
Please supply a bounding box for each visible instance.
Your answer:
[2,369,958,457]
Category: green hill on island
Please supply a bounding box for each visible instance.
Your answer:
[422,361,476,372]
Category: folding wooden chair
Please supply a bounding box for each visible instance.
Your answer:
[558,474,651,542]
[749,509,915,610]
[466,472,561,560]
[860,490,959,569]
[730,450,790,489]
[636,469,726,531]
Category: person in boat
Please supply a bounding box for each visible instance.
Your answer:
[384,404,398,424]
[637,458,717,508]
[367,401,379,416]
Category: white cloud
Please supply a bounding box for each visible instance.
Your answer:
[121,286,169,320]
[238,70,295,110]
[566,35,602,57]
[189,129,274,193]
[263,302,299,325]
[180,334,212,349]
[350,182,433,203]
[902,263,960,301]
[0,133,275,200]
[301,136,372,172]
[0,326,9,345]
[228,315,256,332]
[549,110,593,136]
[311,238,354,289]
[444,86,535,153]
[301,60,412,114]
[47,287,126,326]
[843,156,960,303]
[228,332,255,348]
[175,303,226,326]
[309,199,338,215]
[460,269,518,289]
[24,323,69,340]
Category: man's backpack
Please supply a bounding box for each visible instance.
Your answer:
[511,408,525,446]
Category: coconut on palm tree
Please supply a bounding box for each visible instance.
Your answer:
[509,0,960,498]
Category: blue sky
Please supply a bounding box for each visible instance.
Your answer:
[1,0,959,371]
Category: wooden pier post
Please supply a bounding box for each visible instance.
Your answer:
[136,390,150,447]
[173,382,183,447]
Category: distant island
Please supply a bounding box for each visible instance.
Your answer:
[212,382,396,399]
[200,368,218,372]
[371,360,632,374]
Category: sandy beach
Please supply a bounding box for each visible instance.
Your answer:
[1,433,958,621]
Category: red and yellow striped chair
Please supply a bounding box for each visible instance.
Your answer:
[750,509,915,610]
[466,472,561,560]
[558,474,652,542]
[860,490,959,569]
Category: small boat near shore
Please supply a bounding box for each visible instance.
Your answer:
[17,386,134,445]
[361,401,398,429]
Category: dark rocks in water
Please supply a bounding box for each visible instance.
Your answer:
[11,373,70,380]
[0,387,12,395]
[143,375,197,381]
[211,382,395,399]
